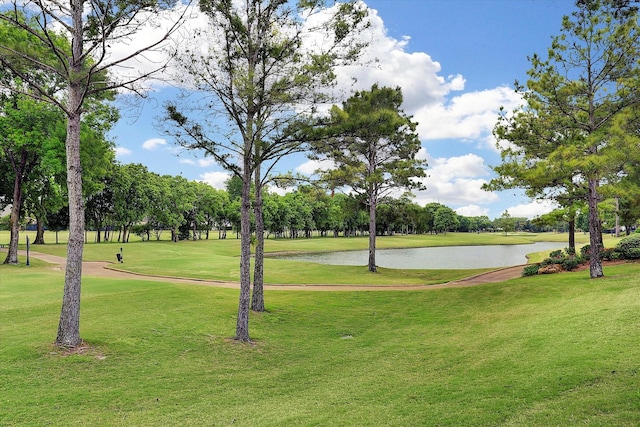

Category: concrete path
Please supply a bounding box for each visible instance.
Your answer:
[5,249,525,291]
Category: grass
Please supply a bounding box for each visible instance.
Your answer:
[0,230,604,285]
[1,256,640,425]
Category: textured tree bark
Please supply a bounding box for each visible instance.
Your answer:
[56,107,84,347]
[368,193,377,273]
[251,161,265,312]
[568,218,576,254]
[235,163,252,342]
[3,157,24,264]
[587,178,604,278]
[34,219,45,244]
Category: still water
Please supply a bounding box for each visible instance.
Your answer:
[274,241,565,269]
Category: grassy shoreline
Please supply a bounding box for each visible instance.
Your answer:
[1,231,603,285]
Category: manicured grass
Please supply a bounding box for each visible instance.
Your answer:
[1,230,608,285]
[2,260,640,425]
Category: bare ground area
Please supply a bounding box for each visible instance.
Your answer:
[6,249,526,291]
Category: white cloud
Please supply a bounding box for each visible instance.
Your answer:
[332,7,460,113]
[142,138,168,150]
[179,158,195,165]
[503,199,558,219]
[412,153,498,207]
[115,146,132,157]
[295,159,335,175]
[103,3,207,91]
[198,158,217,167]
[199,171,230,189]
[456,205,490,217]
[414,86,522,147]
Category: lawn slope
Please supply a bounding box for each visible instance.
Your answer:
[1,259,639,426]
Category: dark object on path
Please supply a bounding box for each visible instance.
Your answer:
[116,247,123,263]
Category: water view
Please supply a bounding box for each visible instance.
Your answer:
[275,241,565,269]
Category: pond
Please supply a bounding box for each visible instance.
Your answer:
[273,241,565,269]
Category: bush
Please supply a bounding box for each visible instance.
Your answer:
[580,244,606,261]
[561,257,581,271]
[549,249,564,259]
[616,234,640,259]
[539,248,583,272]
[522,264,540,277]
[601,247,620,261]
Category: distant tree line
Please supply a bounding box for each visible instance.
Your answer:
[3,161,592,243]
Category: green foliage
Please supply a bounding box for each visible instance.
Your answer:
[522,264,540,276]
[616,234,640,259]
[540,247,582,271]
[485,0,640,277]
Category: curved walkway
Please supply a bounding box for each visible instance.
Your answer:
[7,249,526,291]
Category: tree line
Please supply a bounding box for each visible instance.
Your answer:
[3,163,558,245]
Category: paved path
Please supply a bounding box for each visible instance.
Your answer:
[5,249,526,291]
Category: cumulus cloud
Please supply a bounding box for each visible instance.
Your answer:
[412,153,498,207]
[455,205,490,217]
[503,199,558,219]
[115,146,132,157]
[295,159,335,175]
[331,7,461,114]
[199,171,230,189]
[102,3,207,90]
[198,158,217,167]
[142,138,168,150]
[179,158,195,165]
[415,86,522,147]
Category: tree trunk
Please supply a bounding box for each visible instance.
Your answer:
[587,178,604,278]
[568,217,576,254]
[3,163,24,265]
[236,165,252,342]
[56,107,84,348]
[368,194,377,273]
[34,217,45,244]
[251,166,265,312]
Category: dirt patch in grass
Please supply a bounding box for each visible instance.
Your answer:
[48,342,106,360]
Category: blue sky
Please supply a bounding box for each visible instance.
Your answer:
[110,0,577,220]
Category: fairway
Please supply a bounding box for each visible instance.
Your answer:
[2,233,640,425]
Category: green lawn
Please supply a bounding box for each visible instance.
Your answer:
[1,257,640,425]
[0,230,601,285]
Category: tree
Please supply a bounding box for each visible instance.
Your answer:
[24,100,117,245]
[495,210,516,235]
[311,85,427,272]
[433,205,459,234]
[485,0,640,278]
[1,94,64,264]
[1,0,188,347]
[111,163,154,243]
[163,0,369,341]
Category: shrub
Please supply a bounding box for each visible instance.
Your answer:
[561,257,581,271]
[522,264,540,277]
[539,247,583,272]
[616,234,640,259]
[601,247,620,261]
[580,244,606,261]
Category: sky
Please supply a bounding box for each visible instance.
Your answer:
[109,0,578,220]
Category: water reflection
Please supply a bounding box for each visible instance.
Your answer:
[274,242,565,269]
